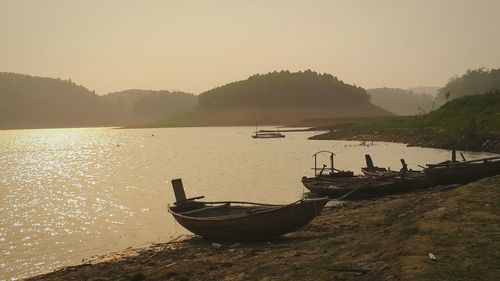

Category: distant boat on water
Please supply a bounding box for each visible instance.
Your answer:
[251,124,285,138]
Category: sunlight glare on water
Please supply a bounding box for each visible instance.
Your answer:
[0,127,496,280]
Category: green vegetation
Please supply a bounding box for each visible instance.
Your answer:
[437,68,500,102]
[333,89,500,133]
[410,89,500,133]
[313,90,500,153]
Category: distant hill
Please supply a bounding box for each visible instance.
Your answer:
[0,72,118,129]
[152,70,391,127]
[199,70,371,108]
[0,72,196,129]
[103,89,197,126]
[408,86,439,96]
[437,68,500,102]
[367,88,436,115]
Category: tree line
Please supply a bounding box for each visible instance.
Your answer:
[438,68,500,102]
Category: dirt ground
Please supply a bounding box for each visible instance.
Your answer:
[27,176,500,281]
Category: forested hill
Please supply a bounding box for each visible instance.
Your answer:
[0,72,117,129]
[199,70,370,108]
[0,73,196,129]
[437,68,500,102]
[151,70,391,127]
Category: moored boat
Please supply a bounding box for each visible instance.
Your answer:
[301,175,431,199]
[361,154,425,179]
[302,152,433,199]
[252,132,285,138]
[251,124,285,138]
[424,150,500,185]
[169,179,329,240]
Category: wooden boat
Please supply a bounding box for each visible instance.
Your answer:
[169,179,329,240]
[301,174,431,199]
[252,132,285,138]
[424,150,500,185]
[361,154,425,178]
[308,151,356,179]
[301,152,433,199]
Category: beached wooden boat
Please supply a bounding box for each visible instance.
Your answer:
[361,154,425,178]
[169,179,329,240]
[302,152,433,199]
[301,174,431,199]
[424,151,500,185]
[308,151,356,179]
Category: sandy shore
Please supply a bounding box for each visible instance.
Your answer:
[28,176,500,281]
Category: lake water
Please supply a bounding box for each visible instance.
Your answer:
[0,127,495,280]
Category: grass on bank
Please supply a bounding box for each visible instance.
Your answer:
[317,90,500,142]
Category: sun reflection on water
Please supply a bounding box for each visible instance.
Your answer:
[0,128,140,279]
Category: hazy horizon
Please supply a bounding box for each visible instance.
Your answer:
[1,0,499,95]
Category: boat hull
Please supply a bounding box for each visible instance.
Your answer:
[170,199,328,240]
[424,158,500,185]
[301,176,432,199]
[252,134,285,138]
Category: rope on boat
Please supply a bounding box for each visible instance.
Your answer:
[168,203,179,236]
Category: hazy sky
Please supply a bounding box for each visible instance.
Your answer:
[1,0,499,95]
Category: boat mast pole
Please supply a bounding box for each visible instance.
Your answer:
[330,153,334,174]
[314,154,318,176]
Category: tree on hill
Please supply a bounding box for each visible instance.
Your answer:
[198,70,370,108]
[437,68,500,102]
